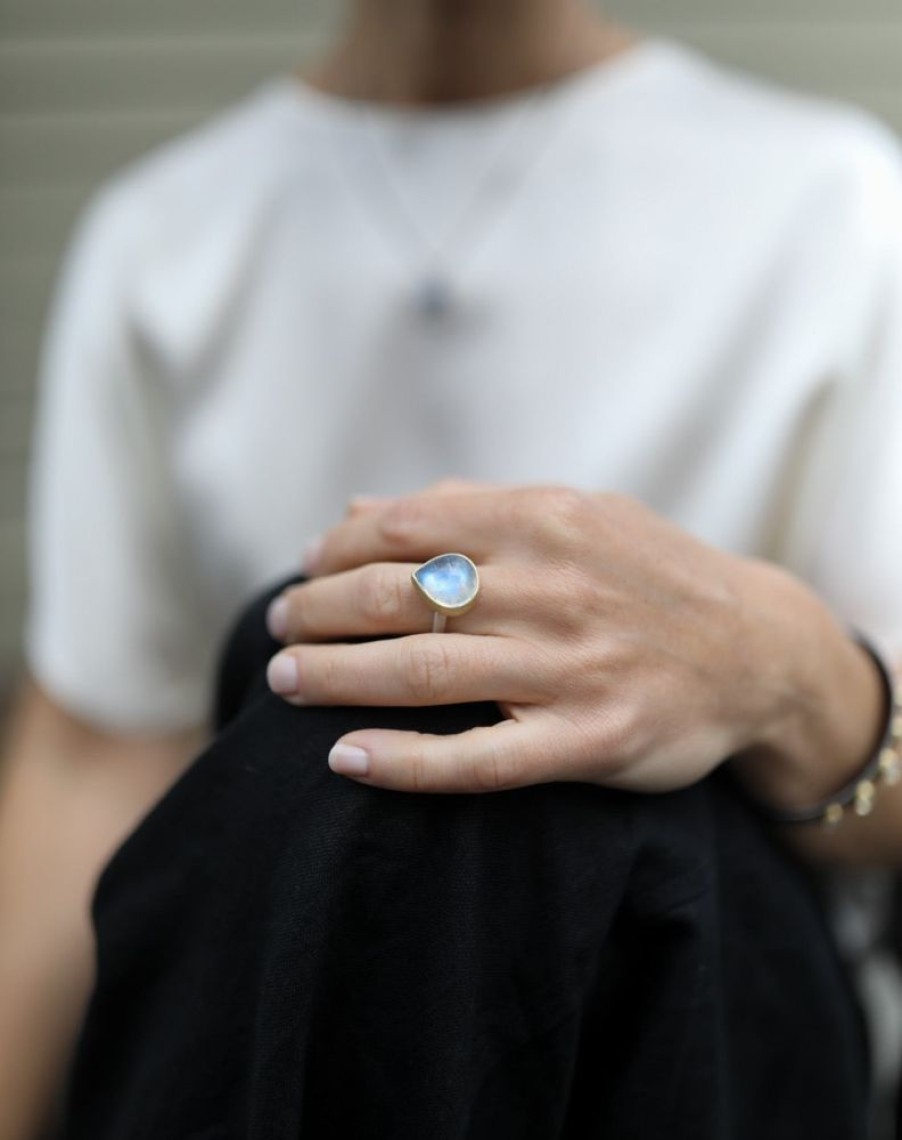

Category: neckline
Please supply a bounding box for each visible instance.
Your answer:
[273,36,675,126]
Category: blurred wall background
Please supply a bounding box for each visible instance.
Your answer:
[2,0,902,702]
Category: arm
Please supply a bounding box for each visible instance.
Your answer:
[0,681,201,1140]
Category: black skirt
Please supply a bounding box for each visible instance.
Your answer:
[65,582,869,1139]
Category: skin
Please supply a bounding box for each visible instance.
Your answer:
[0,686,199,1139]
[306,0,639,106]
[265,484,902,867]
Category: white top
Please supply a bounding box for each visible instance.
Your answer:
[26,37,902,732]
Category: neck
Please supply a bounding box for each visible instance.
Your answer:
[306,0,637,105]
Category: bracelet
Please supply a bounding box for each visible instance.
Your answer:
[764,634,901,827]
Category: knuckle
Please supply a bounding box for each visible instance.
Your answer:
[546,486,588,528]
[521,486,588,544]
[359,566,405,625]
[431,477,469,496]
[470,740,522,792]
[314,652,344,702]
[407,745,430,792]
[596,490,627,512]
[404,639,453,703]
[378,498,427,549]
[596,491,640,527]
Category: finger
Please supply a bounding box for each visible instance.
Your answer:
[324,720,570,793]
[311,489,518,575]
[342,483,496,524]
[301,496,395,570]
[266,634,543,707]
[345,494,394,517]
[421,478,501,498]
[266,563,529,643]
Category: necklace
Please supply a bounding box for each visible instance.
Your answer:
[352,83,562,322]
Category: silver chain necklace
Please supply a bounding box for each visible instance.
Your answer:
[351,82,562,322]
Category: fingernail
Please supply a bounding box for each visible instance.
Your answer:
[267,654,299,696]
[328,743,370,777]
[302,534,324,576]
[266,596,289,641]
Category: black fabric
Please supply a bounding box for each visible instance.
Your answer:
[66,582,869,1139]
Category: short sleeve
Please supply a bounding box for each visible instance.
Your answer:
[25,189,214,732]
[782,128,902,662]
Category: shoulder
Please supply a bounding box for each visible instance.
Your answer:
[660,40,902,225]
[624,38,902,326]
[56,81,318,371]
[67,81,309,270]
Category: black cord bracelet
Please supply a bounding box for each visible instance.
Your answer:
[763,634,902,827]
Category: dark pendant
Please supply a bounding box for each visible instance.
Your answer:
[414,278,454,320]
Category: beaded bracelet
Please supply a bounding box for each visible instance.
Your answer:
[764,635,902,827]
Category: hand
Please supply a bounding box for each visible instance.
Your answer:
[264,482,810,794]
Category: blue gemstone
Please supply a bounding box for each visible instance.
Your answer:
[412,553,479,614]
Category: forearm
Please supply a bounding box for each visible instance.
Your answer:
[0,682,202,1140]
[730,560,902,867]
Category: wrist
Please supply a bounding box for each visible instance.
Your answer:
[730,562,886,814]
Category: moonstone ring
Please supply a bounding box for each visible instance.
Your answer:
[411,553,480,633]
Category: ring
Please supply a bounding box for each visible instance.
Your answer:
[411,553,480,633]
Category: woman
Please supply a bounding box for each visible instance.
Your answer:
[3,0,902,1134]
